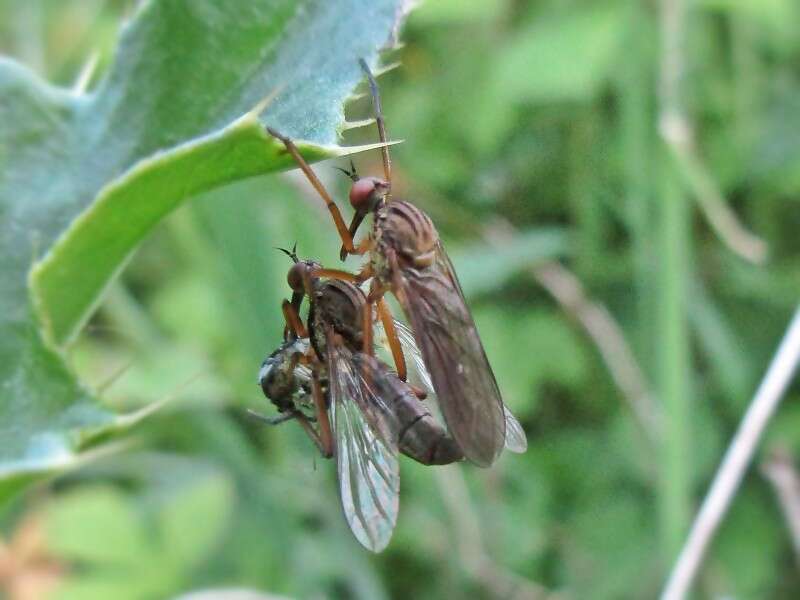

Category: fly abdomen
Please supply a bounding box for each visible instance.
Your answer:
[387,381,463,466]
[354,353,463,466]
[398,408,463,466]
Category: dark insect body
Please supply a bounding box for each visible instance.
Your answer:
[303,273,464,467]
[253,254,463,552]
[267,59,516,467]
[292,259,464,468]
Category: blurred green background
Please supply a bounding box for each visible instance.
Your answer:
[2,0,800,598]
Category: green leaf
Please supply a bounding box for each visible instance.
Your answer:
[0,0,409,496]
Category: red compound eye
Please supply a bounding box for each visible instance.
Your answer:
[349,178,377,209]
[287,262,305,292]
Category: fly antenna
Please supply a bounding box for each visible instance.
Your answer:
[358,58,392,194]
[275,243,299,263]
[333,159,359,181]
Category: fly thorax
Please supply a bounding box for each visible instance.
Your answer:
[370,208,390,283]
[383,201,439,267]
[316,280,366,351]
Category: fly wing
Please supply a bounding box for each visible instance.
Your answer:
[374,316,433,392]
[395,242,506,467]
[389,318,526,455]
[502,406,528,453]
[327,331,400,552]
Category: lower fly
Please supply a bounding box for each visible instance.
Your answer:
[252,251,465,552]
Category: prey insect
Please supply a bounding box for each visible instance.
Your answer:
[268,60,518,466]
[253,250,463,552]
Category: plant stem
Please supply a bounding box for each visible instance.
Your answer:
[657,158,692,562]
[657,0,693,566]
[662,305,800,599]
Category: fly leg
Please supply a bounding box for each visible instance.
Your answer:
[293,411,329,456]
[310,262,374,284]
[378,248,428,392]
[247,408,317,425]
[339,229,374,262]
[358,58,393,196]
[267,128,358,255]
[282,299,308,340]
[376,296,408,382]
[310,367,334,458]
[385,247,408,306]
[362,298,374,359]
[246,409,297,426]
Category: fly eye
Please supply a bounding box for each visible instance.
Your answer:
[287,263,306,292]
[349,178,376,209]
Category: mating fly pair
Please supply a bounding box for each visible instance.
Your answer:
[254,250,466,551]
[254,59,526,551]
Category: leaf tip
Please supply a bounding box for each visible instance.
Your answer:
[373,61,402,77]
[71,51,100,95]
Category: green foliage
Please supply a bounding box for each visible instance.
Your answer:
[46,464,232,599]
[0,0,406,498]
[1,0,800,598]
[493,4,624,104]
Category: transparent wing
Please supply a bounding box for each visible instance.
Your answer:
[395,241,506,467]
[502,406,527,453]
[386,318,526,455]
[374,316,432,392]
[327,335,400,552]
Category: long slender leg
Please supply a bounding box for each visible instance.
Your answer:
[380,249,429,395]
[282,299,308,339]
[246,409,297,425]
[362,299,374,358]
[376,297,406,381]
[310,370,334,458]
[386,248,408,306]
[356,262,375,282]
[339,226,374,262]
[311,263,375,284]
[248,407,326,453]
[354,236,374,255]
[358,300,376,393]
[358,59,392,194]
[310,268,359,283]
[267,128,356,252]
[293,412,329,456]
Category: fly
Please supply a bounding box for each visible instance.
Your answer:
[267,60,517,466]
[253,250,464,552]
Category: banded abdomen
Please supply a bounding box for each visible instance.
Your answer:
[353,354,462,466]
